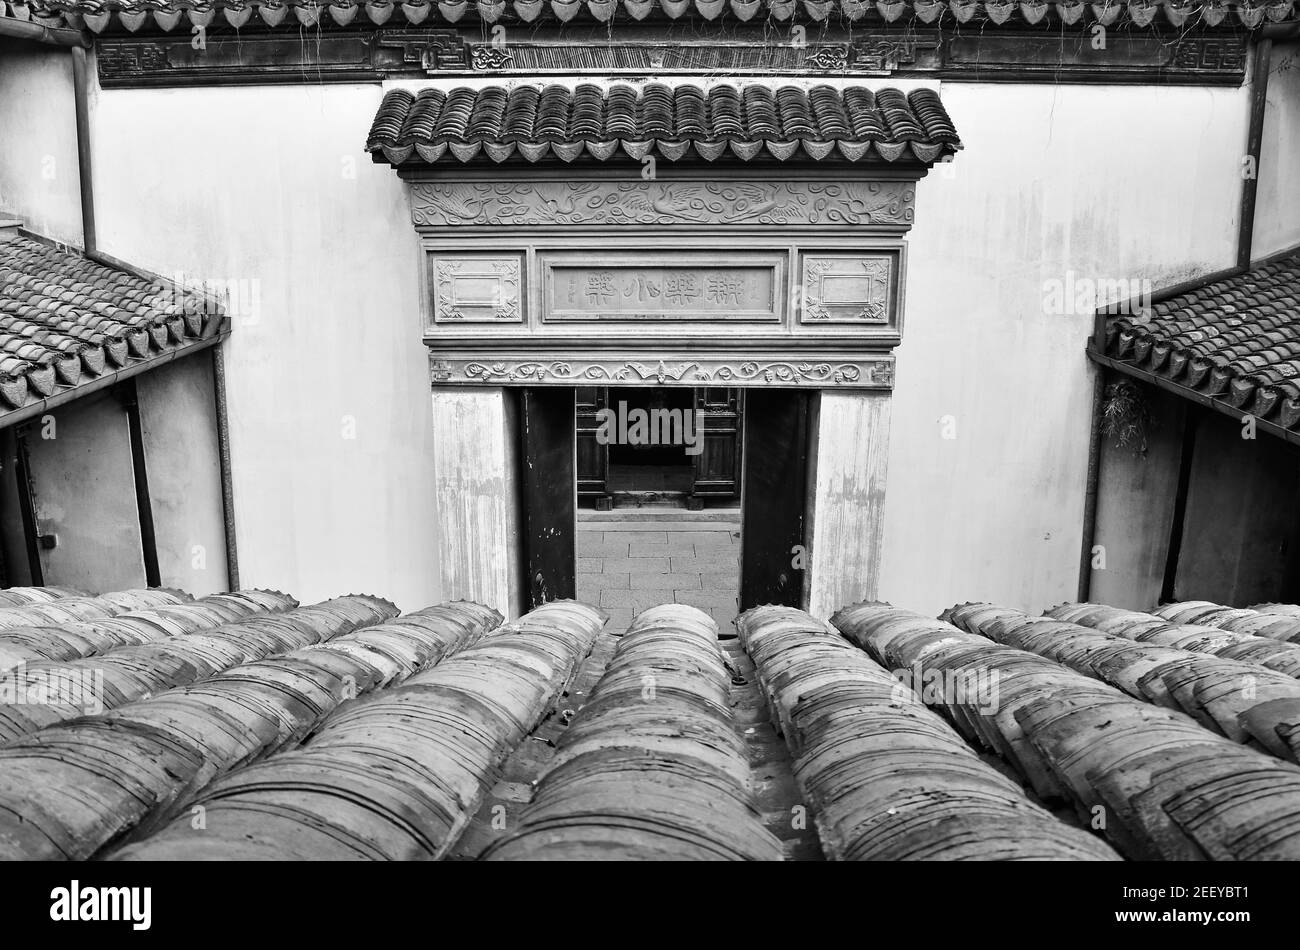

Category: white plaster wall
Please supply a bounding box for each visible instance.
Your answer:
[0,40,83,246]
[83,75,1260,618]
[26,390,147,592]
[137,352,230,598]
[880,82,1249,617]
[1253,39,1300,259]
[91,83,439,611]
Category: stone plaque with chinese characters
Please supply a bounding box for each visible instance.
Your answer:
[429,255,523,323]
[800,253,895,324]
[543,256,782,323]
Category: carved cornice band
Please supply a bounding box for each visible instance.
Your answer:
[428,353,896,388]
[410,180,915,228]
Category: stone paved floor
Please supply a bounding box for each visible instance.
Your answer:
[576,512,742,637]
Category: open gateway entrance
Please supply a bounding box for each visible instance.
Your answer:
[518,386,812,630]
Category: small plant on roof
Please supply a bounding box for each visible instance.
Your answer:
[1101,378,1152,456]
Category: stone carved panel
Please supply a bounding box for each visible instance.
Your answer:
[429,354,894,388]
[410,181,915,228]
[429,255,522,323]
[800,254,894,324]
[541,251,783,323]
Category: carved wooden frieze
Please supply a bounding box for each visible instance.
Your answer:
[410,181,915,229]
[800,254,895,324]
[429,255,523,323]
[429,354,895,389]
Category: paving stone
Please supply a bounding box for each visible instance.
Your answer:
[676,588,740,609]
[670,555,739,573]
[581,541,631,558]
[676,531,742,546]
[629,540,696,556]
[708,606,738,627]
[699,571,739,588]
[578,522,727,533]
[601,607,635,633]
[600,530,668,545]
[600,589,678,610]
[578,573,631,592]
[603,556,669,573]
[631,572,701,590]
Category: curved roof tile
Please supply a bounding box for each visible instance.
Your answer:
[365,82,963,166]
[0,233,224,422]
[12,0,1297,29]
[1104,250,1300,431]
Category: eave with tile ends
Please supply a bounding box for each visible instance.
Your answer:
[9,0,1299,30]
[0,229,227,428]
[1097,248,1300,439]
[365,83,962,167]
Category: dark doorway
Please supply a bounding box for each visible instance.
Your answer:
[576,386,743,508]
[607,387,695,496]
[739,389,810,611]
[531,384,811,625]
[518,388,577,609]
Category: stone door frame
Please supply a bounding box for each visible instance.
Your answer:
[411,164,928,619]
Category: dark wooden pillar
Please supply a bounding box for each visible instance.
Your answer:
[739,389,809,610]
[519,387,577,608]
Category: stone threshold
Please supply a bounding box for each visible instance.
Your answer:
[578,508,741,527]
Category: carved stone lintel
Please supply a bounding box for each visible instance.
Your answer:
[428,352,895,389]
[411,180,915,228]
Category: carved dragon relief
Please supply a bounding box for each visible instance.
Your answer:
[411,180,915,228]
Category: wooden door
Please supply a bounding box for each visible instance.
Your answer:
[739,389,809,610]
[575,386,608,499]
[520,387,577,608]
[691,387,742,498]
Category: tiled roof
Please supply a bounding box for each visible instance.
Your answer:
[1102,251,1300,431]
[11,0,1298,30]
[7,580,1300,860]
[366,83,961,166]
[0,233,225,425]
[837,597,1300,860]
